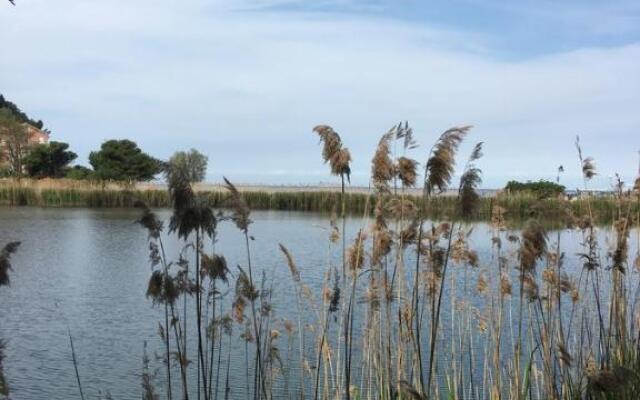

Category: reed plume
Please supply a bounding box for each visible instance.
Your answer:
[0,241,20,287]
[425,126,472,195]
[313,125,352,181]
[278,244,300,283]
[520,220,547,272]
[201,254,229,283]
[346,230,367,272]
[458,142,484,219]
[223,177,251,233]
[576,136,597,181]
[372,130,395,193]
[397,156,418,188]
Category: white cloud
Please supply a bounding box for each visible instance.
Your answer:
[1,0,639,188]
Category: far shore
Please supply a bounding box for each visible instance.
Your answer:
[2,178,615,197]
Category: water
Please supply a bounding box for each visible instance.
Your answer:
[0,208,638,399]
[0,208,349,399]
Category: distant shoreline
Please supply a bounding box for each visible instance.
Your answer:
[0,178,632,224]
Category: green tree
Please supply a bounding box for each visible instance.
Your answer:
[89,139,162,183]
[164,149,208,186]
[24,141,77,178]
[0,95,42,128]
[65,165,94,180]
[504,179,565,198]
[0,108,29,178]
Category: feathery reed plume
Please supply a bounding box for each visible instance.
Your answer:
[520,220,547,272]
[164,155,217,318]
[371,215,392,266]
[235,267,258,302]
[400,218,419,248]
[0,241,20,287]
[397,156,418,188]
[278,244,300,282]
[329,270,341,313]
[612,217,630,273]
[223,177,251,233]
[500,273,512,297]
[135,202,163,239]
[386,197,417,220]
[395,120,418,150]
[347,230,367,272]
[458,142,484,219]
[556,165,565,183]
[556,343,572,368]
[146,270,180,305]
[372,130,395,193]
[203,254,229,287]
[313,125,352,181]
[576,136,597,180]
[425,126,472,195]
[171,203,217,240]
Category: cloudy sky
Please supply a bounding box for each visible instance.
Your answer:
[1,0,639,189]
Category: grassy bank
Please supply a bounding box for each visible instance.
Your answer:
[1,178,637,223]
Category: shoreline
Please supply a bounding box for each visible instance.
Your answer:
[0,178,635,224]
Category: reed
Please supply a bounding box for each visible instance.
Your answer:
[2,179,637,224]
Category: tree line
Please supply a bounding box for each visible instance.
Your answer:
[0,106,176,183]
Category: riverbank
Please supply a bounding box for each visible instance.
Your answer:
[0,178,636,223]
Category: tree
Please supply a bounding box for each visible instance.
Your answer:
[504,179,565,198]
[65,165,94,180]
[164,149,208,186]
[89,139,162,183]
[0,95,42,128]
[24,141,77,178]
[0,108,29,178]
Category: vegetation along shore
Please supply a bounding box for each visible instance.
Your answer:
[1,178,638,224]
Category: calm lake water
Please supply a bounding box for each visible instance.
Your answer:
[0,208,638,399]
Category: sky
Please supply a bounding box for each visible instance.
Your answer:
[1,0,639,189]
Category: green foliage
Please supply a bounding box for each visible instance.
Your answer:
[89,139,162,182]
[0,95,43,129]
[24,141,77,178]
[165,149,208,185]
[504,180,565,198]
[0,107,29,177]
[65,165,94,180]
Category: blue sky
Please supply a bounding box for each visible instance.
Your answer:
[1,0,639,189]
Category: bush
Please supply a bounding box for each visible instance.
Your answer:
[504,180,565,198]
[65,165,94,180]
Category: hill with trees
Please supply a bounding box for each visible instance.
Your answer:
[0,94,44,129]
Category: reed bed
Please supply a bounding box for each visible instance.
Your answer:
[1,179,637,224]
[127,125,640,400]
